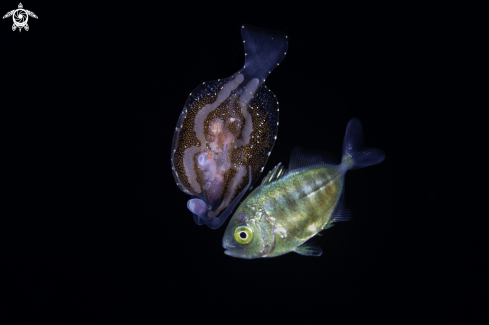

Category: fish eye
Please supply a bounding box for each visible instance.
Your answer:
[234,226,253,244]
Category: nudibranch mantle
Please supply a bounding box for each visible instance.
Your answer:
[171,24,288,229]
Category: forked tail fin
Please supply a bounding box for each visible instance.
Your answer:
[341,118,385,170]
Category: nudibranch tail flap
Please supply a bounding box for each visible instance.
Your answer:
[171,25,288,228]
[239,24,288,86]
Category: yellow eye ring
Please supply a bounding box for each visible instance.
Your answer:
[234,226,253,244]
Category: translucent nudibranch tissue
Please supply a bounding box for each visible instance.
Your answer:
[171,25,288,229]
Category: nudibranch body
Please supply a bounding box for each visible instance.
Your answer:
[171,25,288,229]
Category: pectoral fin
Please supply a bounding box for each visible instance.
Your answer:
[294,240,323,257]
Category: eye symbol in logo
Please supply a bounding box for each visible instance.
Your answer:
[3,3,38,32]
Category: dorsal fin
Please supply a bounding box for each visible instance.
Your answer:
[261,162,288,186]
[289,147,340,171]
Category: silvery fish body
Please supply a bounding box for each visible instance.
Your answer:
[223,118,385,258]
[171,25,288,229]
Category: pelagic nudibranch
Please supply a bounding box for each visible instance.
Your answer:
[171,25,288,229]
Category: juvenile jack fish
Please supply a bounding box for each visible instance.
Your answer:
[223,118,385,258]
[171,25,288,229]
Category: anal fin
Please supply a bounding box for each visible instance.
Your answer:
[322,219,335,231]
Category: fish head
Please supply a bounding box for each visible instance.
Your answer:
[222,205,274,259]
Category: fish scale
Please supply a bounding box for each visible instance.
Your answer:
[257,167,343,255]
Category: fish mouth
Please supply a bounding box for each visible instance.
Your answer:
[223,226,253,259]
[223,242,251,259]
[223,249,234,257]
[223,248,254,259]
[222,239,235,257]
[223,247,238,258]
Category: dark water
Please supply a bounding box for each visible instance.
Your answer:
[1,1,470,321]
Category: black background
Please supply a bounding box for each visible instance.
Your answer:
[1,0,475,321]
